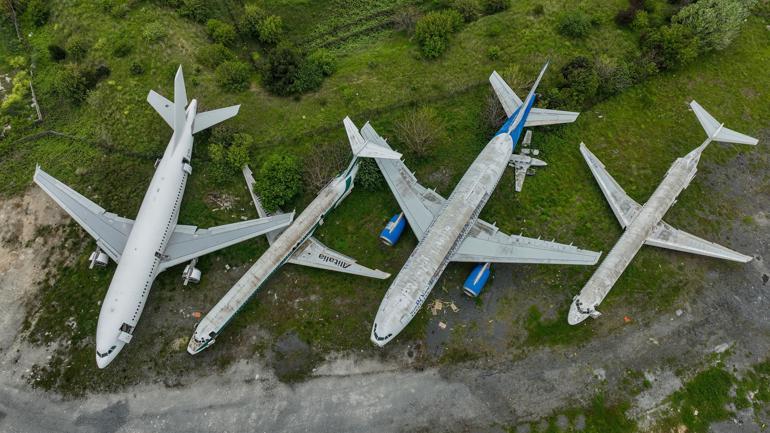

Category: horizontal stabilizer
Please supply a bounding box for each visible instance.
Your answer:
[193,105,241,134]
[147,90,174,129]
[173,66,188,133]
[489,71,523,118]
[344,117,401,160]
[524,107,580,127]
[646,221,752,263]
[690,101,758,145]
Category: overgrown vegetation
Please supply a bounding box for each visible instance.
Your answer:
[254,154,302,212]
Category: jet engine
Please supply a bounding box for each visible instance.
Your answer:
[182,258,201,285]
[379,212,406,246]
[462,262,491,297]
[88,248,109,269]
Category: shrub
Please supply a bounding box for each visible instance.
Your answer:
[66,36,90,60]
[179,0,210,23]
[615,0,645,27]
[241,3,267,37]
[560,56,599,106]
[262,44,325,95]
[557,12,594,38]
[487,45,501,60]
[414,10,463,59]
[196,44,235,69]
[596,57,636,97]
[482,0,510,14]
[8,56,27,69]
[142,22,167,42]
[304,141,349,192]
[215,60,251,92]
[308,49,336,77]
[392,5,421,33]
[483,92,506,132]
[394,106,445,159]
[52,65,89,104]
[129,61,144,75]
[532,4,545,16]
[355,159,384,191]
[26,0,50,26]
[642,23,699,70]
[452,0,481,22]
[1,71,30,115]
[630,10,650,32]
[673,0,754,53]
[112,40,132,57]
[257,15,284,44]
[48,44,67,61]
[254,154,302,212]
[206,19,237,46]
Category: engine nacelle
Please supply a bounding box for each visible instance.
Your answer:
[379,212,407,246]
[182,264,202,285]
[463,262,491,297]
[88,249,109,268]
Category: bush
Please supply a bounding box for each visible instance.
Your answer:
[642,23,699,70]
[557,12,594,38]
[142,22,167,42]
[66,36,90,60]
[414,10,463,59]
[482,0,510,14]
[532,4,545,16]
[112,40,132,57]
[215,60,251,92]
[262,44,326,96]
[355,159,384,191]
[673,0,753,53]
[254,154,302,212]
[615,0,645,27]
[206,19,237,46]
[596,57,636,97]
[452,0,481,22]
[52,65,89,104]
[196,44,235,69]
[394,106,445,159]
[257,15,284,44]
[392,6,421,33]
[178,0,210,23]
[487,45,501,60]
[1,71,30,115]
[308,49,336,76]
[304,141,349,192]
[48,44,67,61]
[26,0,50,26]
[560,56,600,107]
[129,61,144,75]
[241,3,267,37]
[630,10,650,32]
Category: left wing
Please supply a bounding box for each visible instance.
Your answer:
[645,221,752,262]
[33,166,134,262]
[288,237,390,279]
[524,108,580,127]
[242,165,284,245]
[452,219,601,265]
[160,213,294,270]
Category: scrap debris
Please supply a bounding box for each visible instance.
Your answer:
[430,299,460,315]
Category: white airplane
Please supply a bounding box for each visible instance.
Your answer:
[34,66,294,368]
[187,117,400,354]
[366,63,602,347]
[568,101,756,324]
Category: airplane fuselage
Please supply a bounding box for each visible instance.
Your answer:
[187,163,359,353]
[568,143,706,324]
[95,100,198,367]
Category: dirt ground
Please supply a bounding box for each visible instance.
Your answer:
[0,139,769,432]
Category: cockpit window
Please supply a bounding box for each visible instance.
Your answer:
[96,345,117,358]
[372,323,392,342]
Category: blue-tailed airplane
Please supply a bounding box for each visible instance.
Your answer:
[363,62,602,346]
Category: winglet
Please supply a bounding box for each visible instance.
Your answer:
[343,116,401,160]
[690,101,758,145]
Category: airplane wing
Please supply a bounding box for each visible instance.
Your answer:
[159,212,294,270]
[579,143,641,228]
[242,165,284,245]
[360,122,444,241]
[524,108,580,127]
[287,236,390,278]
[645,220,752,262]
[451,218,601,265]
[33,166,134,262]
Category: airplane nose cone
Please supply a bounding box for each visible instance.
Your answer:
[567,300,589,325]
[96,355,110,369]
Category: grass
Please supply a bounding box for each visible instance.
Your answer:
[2,0,769,397]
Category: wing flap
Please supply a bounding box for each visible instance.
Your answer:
[161,213,294,270]
[288,237,389,279]
[646,221,752,262]
[360,123,444,240]
[580,143,641,228]
[524,108,580,127]
[33,167,133,262]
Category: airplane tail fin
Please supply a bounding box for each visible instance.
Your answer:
[343,116,401,160]
[690,101,758,145]
[147,65,240,135]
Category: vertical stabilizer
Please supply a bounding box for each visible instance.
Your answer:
[690,101,758,145]
[174,66,188,133]
[343,117,401,160]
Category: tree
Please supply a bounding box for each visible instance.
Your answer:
[26,0,50,26]
[241,3,267,38]
[179,0,210,23]
[673,0,754,53]
[414,10,463,59]
[643,24,699,70]
[304,141,349,192]
[262,44,325,96]
[215,61,251,92]
[557,12,594,38]
[558,56,600,108]
[206,19,237,46]
[254,154,302,212]
[452,0,481,22]
[394,106,446,159]
[52,65,88,104]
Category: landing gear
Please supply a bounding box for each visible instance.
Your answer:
[182,258,201,285]
[88,247,109,269]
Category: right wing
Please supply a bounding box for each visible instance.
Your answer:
[360,122,444,241]
[580,142,641,228]
[288,236,390,279]
[452,219,601,265]
[33,166,134,262]
[242,165,284,245]
[645,220,752,262]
